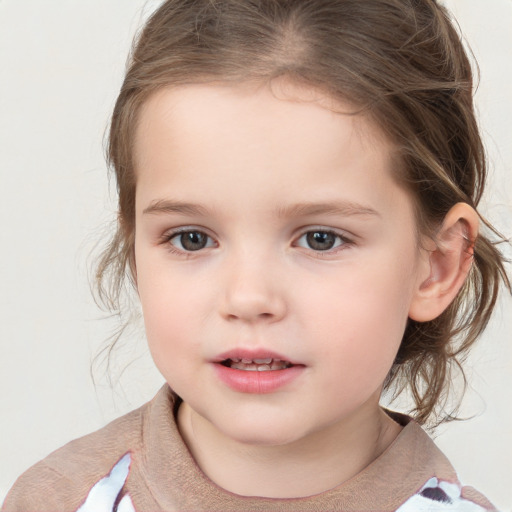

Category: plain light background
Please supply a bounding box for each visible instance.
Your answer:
[0,0,510,509]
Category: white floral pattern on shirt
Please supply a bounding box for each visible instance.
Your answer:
[396,477,488,511]
[76,453,134,512]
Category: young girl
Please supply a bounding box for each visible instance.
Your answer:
[2,0,510,510]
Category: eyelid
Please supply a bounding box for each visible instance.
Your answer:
[294,225,354,240]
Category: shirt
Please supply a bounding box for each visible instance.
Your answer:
[2,385,497,511]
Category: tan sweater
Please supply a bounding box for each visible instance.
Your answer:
[2,385,496,511]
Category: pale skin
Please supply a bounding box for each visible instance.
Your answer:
[132,80,479,498]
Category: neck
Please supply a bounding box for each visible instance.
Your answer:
[177,396,402,498]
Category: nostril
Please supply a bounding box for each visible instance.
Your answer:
[220,285,287,323]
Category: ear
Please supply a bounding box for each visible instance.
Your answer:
[409,203,479,322]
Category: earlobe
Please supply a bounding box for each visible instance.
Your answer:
[409,203,479,322]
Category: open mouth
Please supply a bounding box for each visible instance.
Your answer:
[221,358,292,371]
[214,354,304,393]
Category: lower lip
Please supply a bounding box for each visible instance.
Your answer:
[213,364,304,394]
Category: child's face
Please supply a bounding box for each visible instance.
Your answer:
[134,82,429,446]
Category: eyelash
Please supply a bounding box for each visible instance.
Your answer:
[160,227,354,257]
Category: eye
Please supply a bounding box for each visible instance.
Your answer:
[168,230,215,252]
[295,230,348,251]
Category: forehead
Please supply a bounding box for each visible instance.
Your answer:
[134,80,389,167]
[133,81,409,220]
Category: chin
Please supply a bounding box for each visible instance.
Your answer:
[216,415,310,447]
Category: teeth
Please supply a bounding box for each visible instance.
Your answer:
[271,360,290,370]
[227,358,291,371]
[231,362,252,370]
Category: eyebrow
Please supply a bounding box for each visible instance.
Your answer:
[142,199,380,219]
[143,200,212,217]
[275,201,380,219]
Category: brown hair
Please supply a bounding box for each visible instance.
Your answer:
[97,0,510,426]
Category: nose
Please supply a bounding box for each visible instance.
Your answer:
[219,253,287,323]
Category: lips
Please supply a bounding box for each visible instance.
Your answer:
[221,357,292,371]
[213,350,304,393]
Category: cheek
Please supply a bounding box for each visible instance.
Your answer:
[136,262,203,368]
[309,293,406,403]
[301,256,417,375]
[137,252,206,319]
[140,294,203,395]
[306,258,413,330]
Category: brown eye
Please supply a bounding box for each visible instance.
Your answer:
[170,231,213,251]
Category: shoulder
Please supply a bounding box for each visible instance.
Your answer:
[1,396,149,512]
[396,478,498,511]
[386,413,498,511]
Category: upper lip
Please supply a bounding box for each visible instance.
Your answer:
[213,348,301,366]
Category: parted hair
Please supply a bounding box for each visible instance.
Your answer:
[97,0,510,426]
